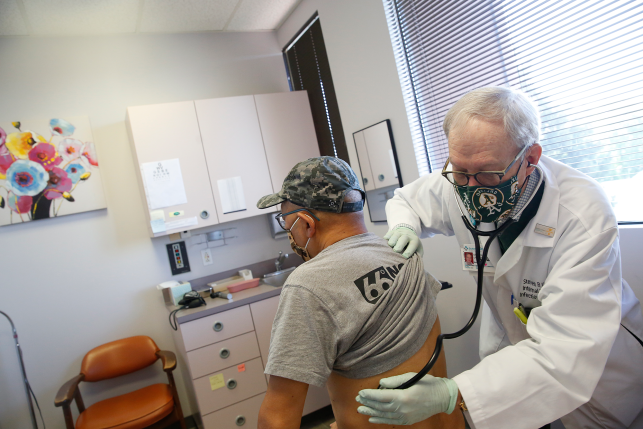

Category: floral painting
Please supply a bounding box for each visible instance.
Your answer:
[0,116,106,226]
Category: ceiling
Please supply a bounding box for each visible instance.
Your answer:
[0,0,303,36]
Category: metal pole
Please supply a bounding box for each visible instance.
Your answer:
[0,311,38,429]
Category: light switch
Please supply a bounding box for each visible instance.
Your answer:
[201,248,213,266]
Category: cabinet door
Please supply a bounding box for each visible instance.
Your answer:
[127,101,219,236]
[353,131,375,191]
[254,91,320,192]
[364,122,399,189]
[249,295,331,416]
[196,96,275,222]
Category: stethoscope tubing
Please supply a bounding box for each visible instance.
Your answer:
[388,216,515,390]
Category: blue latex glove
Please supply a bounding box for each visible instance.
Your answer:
[356,373,458,425]
[383,226,423,258]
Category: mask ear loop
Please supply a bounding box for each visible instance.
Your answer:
[299,213,315,252]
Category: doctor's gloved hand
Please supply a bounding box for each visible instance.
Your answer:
[383,227,423,258]
[356,373,458,426]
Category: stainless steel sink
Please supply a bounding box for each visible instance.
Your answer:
[262,266,296,287]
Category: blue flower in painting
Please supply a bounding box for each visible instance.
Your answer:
[6,160,48,197]
[50,118,75,137]
[64,163,86,184]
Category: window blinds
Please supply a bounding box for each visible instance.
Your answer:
[284,15,350,164]
[384,0,643,185]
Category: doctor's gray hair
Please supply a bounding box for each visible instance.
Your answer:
[443,86,541,150]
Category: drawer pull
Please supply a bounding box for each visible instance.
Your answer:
[219,348,230,359]
[227,378,237,389]
[213,321,224,332]
[235,415,246,426]
[378,174,385,181]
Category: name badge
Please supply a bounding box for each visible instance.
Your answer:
[461,244,495,275]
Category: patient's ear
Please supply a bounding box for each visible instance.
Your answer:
[297,212,317,238]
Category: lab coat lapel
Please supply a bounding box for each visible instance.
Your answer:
[494,161,560,281]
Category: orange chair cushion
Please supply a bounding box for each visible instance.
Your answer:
[81,336,160,382]
[76,383,174,429]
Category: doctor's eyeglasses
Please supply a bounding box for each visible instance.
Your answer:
[275,208,321,230]
[441,144,530,187]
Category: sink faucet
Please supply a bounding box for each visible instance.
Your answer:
[275,251,288,272]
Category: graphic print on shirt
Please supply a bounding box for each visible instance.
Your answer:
[354,262,405,304]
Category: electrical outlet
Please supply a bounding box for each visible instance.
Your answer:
[181,230,192,239]
[201,248,213,266]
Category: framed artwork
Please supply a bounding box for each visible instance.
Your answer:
[0,116,106,226]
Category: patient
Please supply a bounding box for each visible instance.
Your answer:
[256,157,463,429]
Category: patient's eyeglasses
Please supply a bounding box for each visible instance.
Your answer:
[275,208,321,231]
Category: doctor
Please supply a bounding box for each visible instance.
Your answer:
[356,87,643,429]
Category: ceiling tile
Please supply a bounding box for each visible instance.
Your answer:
[226,0,301,31]
[23,0,139,35]
[0,0,29,36]
[140,0,239,33]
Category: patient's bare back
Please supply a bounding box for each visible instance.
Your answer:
[326,316,465,429]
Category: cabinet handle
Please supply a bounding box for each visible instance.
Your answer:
[235,415,246,426]
[378,174,385,181]
[227,378,237,389]
[213,321,224,332]
[201,210,210,219]
[219,348,230,359]
[363,177,369,185]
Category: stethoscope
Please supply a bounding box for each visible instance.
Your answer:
[387,166,542,390]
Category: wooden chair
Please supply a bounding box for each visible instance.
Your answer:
[55,335,187,429]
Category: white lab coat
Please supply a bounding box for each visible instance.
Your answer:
[386,155,643,429]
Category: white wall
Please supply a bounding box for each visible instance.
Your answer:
[0,32,294,428]
[278,0,643,382]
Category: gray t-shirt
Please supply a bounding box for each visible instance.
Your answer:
[265,232,440,387]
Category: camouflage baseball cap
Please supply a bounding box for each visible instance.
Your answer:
[256,156,365,213]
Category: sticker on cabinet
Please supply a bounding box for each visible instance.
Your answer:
[210,373,225,391]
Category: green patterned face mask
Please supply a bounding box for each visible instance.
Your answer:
[456,174,522,224]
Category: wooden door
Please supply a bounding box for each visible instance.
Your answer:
[127,101,219,237]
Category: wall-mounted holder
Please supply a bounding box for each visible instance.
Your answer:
[204,228,237,248]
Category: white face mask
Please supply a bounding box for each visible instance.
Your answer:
[287,217,312,261]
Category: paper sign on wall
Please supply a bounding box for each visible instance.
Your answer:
[141,159,188,210]
[209,373,225,391]
[218,176,247,214]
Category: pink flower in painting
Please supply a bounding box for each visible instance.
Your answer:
[0,126,6,146]
[58,138,83,160]
[0,144,15,179]
[8,194,32,214]
[82,141,99,166]
[44,167,72,200]
[28,143,62,171]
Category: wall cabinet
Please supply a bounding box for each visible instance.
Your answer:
[354,121,399,190]
[127,91,319,237]
[173,292,331,429]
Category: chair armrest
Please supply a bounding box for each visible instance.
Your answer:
[55,374,84,407]
[156,350,177,372]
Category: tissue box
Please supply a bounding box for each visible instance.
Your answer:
[161,281,192,306]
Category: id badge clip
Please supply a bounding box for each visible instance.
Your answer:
[461,244,495,276]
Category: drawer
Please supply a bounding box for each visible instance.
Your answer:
[202,393,265,429]
[187,332,260,379]
[193,357,267,415]
[181,305,254,351]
